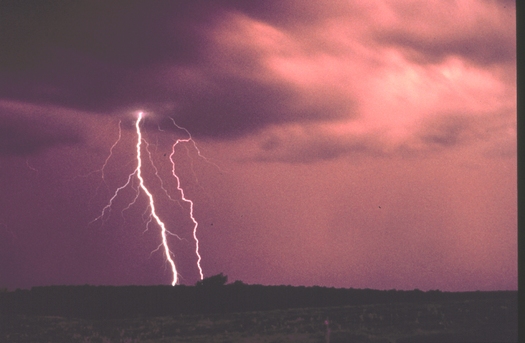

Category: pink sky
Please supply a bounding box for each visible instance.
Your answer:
[0,0,516,291]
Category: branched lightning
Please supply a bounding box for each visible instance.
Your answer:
[90,170,137,225]
[91,112,211,286]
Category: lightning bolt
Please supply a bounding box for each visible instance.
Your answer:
[91,112,210,286]
[134,112,178,286]
[170,136,203,280]
[165,117,225,281]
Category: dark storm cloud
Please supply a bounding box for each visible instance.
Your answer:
[0,0,209,70]
[0,0,212,111]
[0,0,514,152]
[0,112,81,156]
[215,0,340,28]
[0,0,348,140]
[171,76,298,138]
[169,74,352,139]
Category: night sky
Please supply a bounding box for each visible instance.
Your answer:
[0,0,516,291]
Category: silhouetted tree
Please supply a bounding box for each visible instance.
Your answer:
[195,273,228,287]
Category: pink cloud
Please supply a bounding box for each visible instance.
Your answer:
[195,1,515,162]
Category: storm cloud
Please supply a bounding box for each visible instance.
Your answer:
[0,0,515,159]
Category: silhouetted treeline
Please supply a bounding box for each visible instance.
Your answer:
[0,281,517,319]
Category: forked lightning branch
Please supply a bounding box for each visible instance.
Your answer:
[92,112,203,286]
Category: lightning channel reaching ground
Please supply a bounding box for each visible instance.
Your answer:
[164,117,224,281]
[91,112,211,286]
[170,137,203,280]
[134,112,178,286]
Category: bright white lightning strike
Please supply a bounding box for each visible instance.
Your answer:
[92,111,208,286]
[135,112,178,286]
[170,132,203,280]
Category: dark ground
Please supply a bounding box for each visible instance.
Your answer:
[0,284,518,342]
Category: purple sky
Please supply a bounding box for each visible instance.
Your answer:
[0,0,516,291]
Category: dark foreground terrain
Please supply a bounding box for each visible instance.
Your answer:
[0,282,517,342]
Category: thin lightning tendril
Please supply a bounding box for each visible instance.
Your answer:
[170,139,203,280]
[90,170,136,225]
[101,120,122,183]
[166,117,206,280]
[26,159,38,172]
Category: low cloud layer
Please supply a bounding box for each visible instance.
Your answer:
[0,101,82,156]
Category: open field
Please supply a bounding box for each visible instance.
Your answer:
[2,296,517,342]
